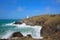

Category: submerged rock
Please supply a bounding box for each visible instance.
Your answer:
[26,34,32,38]
[14,21,22,24]
[8,32,41,40]
[11,32,23,37]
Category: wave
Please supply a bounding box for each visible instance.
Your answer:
[5,22,42,29]
[5,22,15,26]
[3,22,43,39]
[1,30,14,39]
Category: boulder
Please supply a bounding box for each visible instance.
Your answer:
[11,32,23,37]
[14,21,22,24]
[26,34,32,38]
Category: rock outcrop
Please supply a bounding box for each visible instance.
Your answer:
[14,14,60,40]
[11,32,23,37]
[8,32,40,40]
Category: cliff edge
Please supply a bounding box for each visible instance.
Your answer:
[14,14,60,40]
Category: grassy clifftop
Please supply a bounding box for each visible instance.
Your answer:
[14,14,60,40]
[21,14,60,25]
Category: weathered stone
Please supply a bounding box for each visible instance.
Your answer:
[13,14,60,40]
[26,34,32,38]
[11,32,23,37]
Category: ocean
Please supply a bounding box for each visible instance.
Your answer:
[0,19,43,39]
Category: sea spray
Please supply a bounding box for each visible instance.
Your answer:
[32,26,43,39]
[3,22,43,39]
[4,22,15,26]
[1,30,14,39]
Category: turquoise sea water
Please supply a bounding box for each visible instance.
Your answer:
[0,19,16,38]
[0,19,36,39]
[0,19,43,39]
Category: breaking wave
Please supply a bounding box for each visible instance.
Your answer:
[2,22,43,39]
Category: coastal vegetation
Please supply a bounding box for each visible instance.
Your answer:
[1,14,60,40]
[14,14,60,40]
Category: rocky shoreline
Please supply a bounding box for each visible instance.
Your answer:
[0,14,60,40]
[14,14,60,40]
[0,32,41,40]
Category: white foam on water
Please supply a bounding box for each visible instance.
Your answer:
[32,26,43,39]
[5,22,26,27]
[5,22,15,26]
[4,22,43,39]
[21,32,32,36]
[1,30,14,39]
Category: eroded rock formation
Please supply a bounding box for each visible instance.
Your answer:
[14,14,60,40]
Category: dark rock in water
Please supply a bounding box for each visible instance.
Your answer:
[9,34,40,40]
[14,21,22,24]
[26,34,32,38]
[11,32,23,37]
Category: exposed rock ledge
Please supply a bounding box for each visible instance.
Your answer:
[14,14,60,40]
[0,32,40,40]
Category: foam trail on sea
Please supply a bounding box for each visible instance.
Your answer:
[4,22,43,39]
[5,22,26,27]
[1,30,14,39]
[5,22,15,26]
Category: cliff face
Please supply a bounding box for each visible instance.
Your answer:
[14,14,60,40]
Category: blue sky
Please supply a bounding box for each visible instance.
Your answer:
[0,0,60,19]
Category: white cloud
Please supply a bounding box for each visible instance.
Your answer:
[13,0,17,4]
[16,7,25,12]
[56,0,60,3]
[34,10,40,12]
[51,0,60,4]
[45,7,52,13]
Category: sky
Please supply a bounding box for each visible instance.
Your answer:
[0,0,60,19]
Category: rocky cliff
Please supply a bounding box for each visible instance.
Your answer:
[14,14,60,40]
